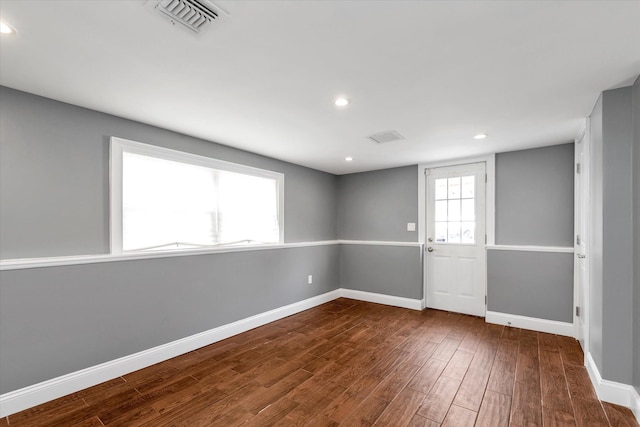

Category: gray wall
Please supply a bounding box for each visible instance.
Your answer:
[495,143,575,246]
[488,144,575,323]
[589,86,635,385]
[339,245,422,300]
[487,251,574,323]
[337,166,418,242]
[632,76,640,395]
[337,166,422,300]
[0,86,340,394]
[589,95,605,374]
[0,246,339,393]
[0,86,337,260]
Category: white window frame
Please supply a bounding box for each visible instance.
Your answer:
[109,136,284,255]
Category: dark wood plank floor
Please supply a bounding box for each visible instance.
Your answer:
[4,299,638,426]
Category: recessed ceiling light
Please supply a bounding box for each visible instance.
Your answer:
[0,21,15,35]
[473,133,488,140]
[345,156,353,162]
[335,97,349,107]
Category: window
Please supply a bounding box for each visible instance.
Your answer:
[434,175,475,244]
[110,137,283,253]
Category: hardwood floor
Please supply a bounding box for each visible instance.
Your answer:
[4,298,638,427]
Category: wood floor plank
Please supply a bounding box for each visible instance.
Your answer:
[322,374,381,423]
[431,337,462,362]
[475,390,511,427]
[407,358,448,394]
[407,414,441,427]
[542,408,578,427]
[416,375,462,423]
[563,364,599,401]
[452,368,491,412]
[69,416,105,427]
[441,349,474,380]
[539,349,573,414]
[602,402,640,427]
[374,387,427,426]
[510,378,542,427]
[572,397,610,427]
[486,358,515,396]
[469,340,498,373]
[338,394,389,426]
[371,361,420,401]
[441,404,477,427]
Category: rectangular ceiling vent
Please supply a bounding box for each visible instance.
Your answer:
[368,130,405,144]
[146,0,227,34]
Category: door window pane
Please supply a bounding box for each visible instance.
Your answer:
[435,178,448,200]
[461,175,475,198]
[435,222,448,242]
[448,221,461,243]
[448,199,461,221]
[448,177,461,199]
[461,199,475,221]
[461,222,475,244]
[435,200,448,221]
[431,173,476,245]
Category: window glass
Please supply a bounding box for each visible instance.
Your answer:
[432,174,475,244]
[113,138,283,253]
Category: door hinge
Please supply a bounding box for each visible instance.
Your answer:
[485,173,487,183]
[575,306,580,317]
[576,163,581,174]
[576,235,581,245]
[485,295,487,305]
[485,234,487,244]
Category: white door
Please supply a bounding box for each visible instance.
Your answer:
[425,163,486,316]
[574,126,589,351]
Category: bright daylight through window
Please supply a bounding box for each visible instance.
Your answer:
[110,137,283,253]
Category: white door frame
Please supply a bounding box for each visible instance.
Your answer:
[574,118,590,353]
[418,154,496,310]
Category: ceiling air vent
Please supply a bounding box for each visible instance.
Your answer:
[146,0,227,34]
[368,130,405,144]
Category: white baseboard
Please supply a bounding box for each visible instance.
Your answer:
[585,353,640,423]
[485,311,574,337]
[339,288,423,311]
[0,289,341,418]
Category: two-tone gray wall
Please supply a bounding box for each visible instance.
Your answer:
[589,85,635,385]
[0,86,339,394]
[633,76,640,395]
[337,167,422,300]
[488,144,575,323]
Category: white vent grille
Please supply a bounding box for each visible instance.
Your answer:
[147,0,225,34]
[368,130,405,144]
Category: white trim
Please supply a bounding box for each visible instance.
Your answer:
[0,240,426,271]
[485,311,574,337]
[338,240,422,247]
[487,245,574,254]
[340,288,423,310]
[0,240,341,271]
[585,353,640,423]
[0,289,342,417]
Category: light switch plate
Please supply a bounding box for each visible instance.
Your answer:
[407,223,416,231]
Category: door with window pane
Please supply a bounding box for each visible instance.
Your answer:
[426,162,486,316]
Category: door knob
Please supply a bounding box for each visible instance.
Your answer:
[427,247,434,252]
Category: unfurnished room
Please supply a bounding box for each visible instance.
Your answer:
[0,1,639,426]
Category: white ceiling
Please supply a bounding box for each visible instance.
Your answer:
[1,1,639,174]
